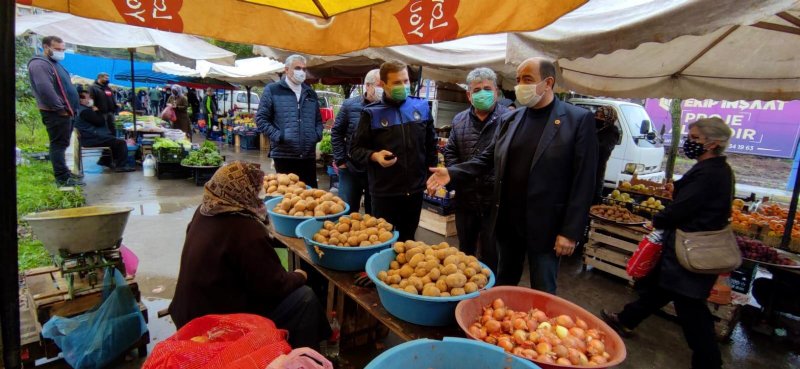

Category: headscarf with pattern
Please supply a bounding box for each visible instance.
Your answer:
[595,105,617,124]
[200,161,266,220]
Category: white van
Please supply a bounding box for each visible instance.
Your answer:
[570,98,666,188]
[216,91,260,115]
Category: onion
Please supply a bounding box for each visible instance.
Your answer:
[535,342,552,356]
[492,298,505,309]
[513,318,528,330]
[480,314,492,324]
[469,325,487,339]
[512,346,525,356]
[532,309,549,322]
[513,330,528,345]
[538,355,555,364]
[493,307,507,320]
[555,325,569,339]
[567,348,581,365]
[569,327,586,340]
[556,358,572,365]
[484,336,497,345]
[556,315,576,329]
[579,352,590,365]
[498,338,514,352]
[526,318,539,331]
[575,318,589,330]
[522,349,538,360]
[586,329,601,340]
[485,319,501,334]
[553,344,568,358]
[501,320,513,333]
[591,355,608,364]
[587,339,606,356]
[537,322,552,331]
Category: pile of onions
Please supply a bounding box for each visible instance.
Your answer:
[468,298,610,366]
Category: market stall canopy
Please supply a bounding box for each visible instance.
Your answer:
[505,0,800,100]
[15,12,236,67]
[60,53,160,87]
[114,69,235,90]
[15,0,586,55]
[153,57,284,85]
[151,62,202,78]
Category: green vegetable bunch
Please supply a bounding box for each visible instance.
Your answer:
[319,131,332,155]
[153,137,180,150]
[181,141,223,166]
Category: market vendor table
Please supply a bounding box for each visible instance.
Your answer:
[270,228,463,342]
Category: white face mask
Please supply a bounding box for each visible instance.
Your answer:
[84,99,94,107]
[291,70,306,84]
[50,50,66,62]
[373,86,384,101]
[515,80,547,108]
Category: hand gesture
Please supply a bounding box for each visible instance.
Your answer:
[427,167,451,194]
[371,150,398,168]
[554,235,577,256]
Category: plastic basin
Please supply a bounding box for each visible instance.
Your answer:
[365,248,496,326]
[365,337,541,369]
[266,196,350,237]
[23,206,134,255]
[454,286,627,369]
[295,218,398,271]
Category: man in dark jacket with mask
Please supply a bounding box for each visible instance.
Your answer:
[89,72,117,135]
[256,54,323,188]
[331,69,381,214]
[444,68,508,273]
[28,35,83,187]
[351,60,437,241]
[74,90,134,172]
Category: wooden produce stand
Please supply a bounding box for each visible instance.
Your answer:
[19,266,149,367]
[583,218,648,282]
[270,228,462,344]
[418,209,457,237]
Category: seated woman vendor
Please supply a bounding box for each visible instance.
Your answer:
[169,162,331,348]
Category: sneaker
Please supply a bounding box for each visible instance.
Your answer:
[601,309,634,338]
[56,177,86,187]
[113,166,136,173]
[70,172,84,179]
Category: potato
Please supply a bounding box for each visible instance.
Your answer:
[369,234,379,242]
[313,234,327,243]
[350,220,361,231]
[377,271,388,282]
[280,201,292,211]
[315,210,326,217]
[404,285,418,295]
[408,276,424,292]
[399,279,409,288]
[399,265,414,278]
[390,284,400,289]
[470,274,488,288]
[428,268,441,281]
[387,274,402,284]
[420,275,432,285]
[323,221,335,230]
[440,292,451,297]
[330,203,345,214]
[338,234,348,244]
[406,247,424,261]
[467,261,481,270]
[481,268,491,277]
[441,264,458,276]
[422,286,441,297]
[275,209,288,215]
[313,189,326,198]
[408,254,425,268]
[378,232,393,242]
[347,236,360,247]
[445,273,467,289]
[464,282,478,294]
[364,217,378,227]
[415,267,428,278]
[424,248,435,257]
[423,282,436,290]
[390,261,400,270]
[267,185,278,193]
[366,228,379,236]
[450,288,466,296]
[293,211,305,217]
[393,242,405,254]
[464,267,477,278]
[444,255,459,266]
[396,253,407,264]
[435,279,449,292]
[288,173,300,182]
[350,213,362,221]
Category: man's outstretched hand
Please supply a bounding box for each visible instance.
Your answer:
[427,167,451,194]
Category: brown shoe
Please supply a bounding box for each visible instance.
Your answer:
[601,309,634,338]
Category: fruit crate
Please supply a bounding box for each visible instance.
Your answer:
[238,131,259,150]
[154,147,186,164]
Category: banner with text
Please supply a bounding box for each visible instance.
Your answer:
[645,98,800,159]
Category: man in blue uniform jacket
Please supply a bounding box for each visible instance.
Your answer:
[350,60,437,241]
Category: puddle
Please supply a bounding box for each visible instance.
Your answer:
[92,201,197,216]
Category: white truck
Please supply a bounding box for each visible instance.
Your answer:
[570,98,666,188]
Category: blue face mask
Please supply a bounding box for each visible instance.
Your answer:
[390,85,410,101]
[471,90,495,111]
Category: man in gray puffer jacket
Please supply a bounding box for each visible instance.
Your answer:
[256,55,323,188]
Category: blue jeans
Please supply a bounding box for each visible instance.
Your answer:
[338,166,370,214]
[495,221,560,294]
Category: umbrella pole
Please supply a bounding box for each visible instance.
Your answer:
[1,2,21,369]
[129,48,137,135]
[246,85,252,113]
[781,160,800,248]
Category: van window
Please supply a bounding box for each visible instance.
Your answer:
[619,105,661,148]
[236,93,248,103]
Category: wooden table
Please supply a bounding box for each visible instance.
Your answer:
[271,228,463,342]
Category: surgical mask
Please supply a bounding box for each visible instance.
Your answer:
[390,85,410,101]
[84,99,94,107]
[50,50,65,62]
[515,80,546,108]
[373,87,384,101]
[471,90,495,111]
[682,138,707,160]
[292,70,306,84]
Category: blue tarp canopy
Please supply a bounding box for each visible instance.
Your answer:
[114,69,235,90]
[60,53,158,88]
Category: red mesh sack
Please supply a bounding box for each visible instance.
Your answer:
[627,236,663,279]
[142,314,291,369]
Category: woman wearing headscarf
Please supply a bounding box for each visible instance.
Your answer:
[594,105,621,204]
[167,85,192,137]
[169,162,331,349]
[602,117,735,369]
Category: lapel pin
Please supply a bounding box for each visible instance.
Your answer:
[554,119,561,126]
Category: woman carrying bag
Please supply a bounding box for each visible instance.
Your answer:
[602,117,737,369]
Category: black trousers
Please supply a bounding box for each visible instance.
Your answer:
[495,220,560,294]
[273,158,318,189]
[618,280,722,369]
[371,193,424,242]
[267,286,331,350]
[454,202,497,273]
[103,112,116,137]
[82,136,129,168]
[41,111,73,182]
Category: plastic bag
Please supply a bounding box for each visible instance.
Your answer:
[42,268,148,369]
[627,230,664,279]
[142,314,291,369]
[266,348,332,369]
[120,245,139,277]
[161,104,177,122]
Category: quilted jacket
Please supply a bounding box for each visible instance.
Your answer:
[256,79,323,159]
[331,95,369,171]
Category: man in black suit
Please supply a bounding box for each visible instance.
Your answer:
[427,57,597,294]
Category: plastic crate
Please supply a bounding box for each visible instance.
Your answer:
[423,192,453,207]
[239,133,259,150]
[126,145,138,167]
[155,147,186,163]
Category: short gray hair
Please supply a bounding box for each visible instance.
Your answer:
[689,117,732,155]
[365,69,380,85]
[466,67,497,88]
[284,54,307,68]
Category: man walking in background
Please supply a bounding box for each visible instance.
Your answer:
[149,87,162,116]
[256,54,323,188]
[331,69,381,213]
[28,35,84,187]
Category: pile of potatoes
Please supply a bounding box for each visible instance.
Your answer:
[313,213,395,247]
[263,173,307,196]
[377,241,491,297]
[273,189,347,217]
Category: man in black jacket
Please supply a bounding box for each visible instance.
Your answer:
[443,67,508,273]
[74,90,134,172]
[331,69,381,214]
[594,105,621,204]
[28,35,83,187]
[428,58,598,294]
[351,60,437,241]
[89,72,117,135]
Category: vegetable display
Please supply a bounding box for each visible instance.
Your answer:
[153,137,192,151]
[181,141,223,167]
[314,213,394,247]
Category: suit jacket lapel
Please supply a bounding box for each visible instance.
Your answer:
[530,99,566,172]
[497,110,526,182]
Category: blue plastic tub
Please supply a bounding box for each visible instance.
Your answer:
[365,337,540,369]
[266,196,350,237]
[295,218,398,271]
[365,248,495,326]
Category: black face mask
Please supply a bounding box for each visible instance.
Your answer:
[682,138,707,159]
[595,118,607,129]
